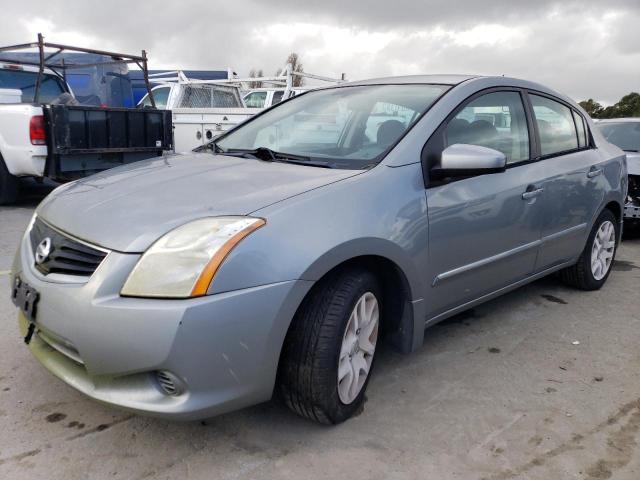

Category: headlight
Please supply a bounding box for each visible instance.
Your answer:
[121,217,265,298]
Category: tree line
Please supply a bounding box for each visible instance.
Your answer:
[579,92,640,119]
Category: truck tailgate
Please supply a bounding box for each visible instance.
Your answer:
[43,105,173,181]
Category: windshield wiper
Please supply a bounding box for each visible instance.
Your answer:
[223,147,333,168]
[623,149,639,153]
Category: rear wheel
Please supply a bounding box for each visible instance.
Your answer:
[0,155,19,205]
[559,209,618,290]
[279,268,381,424]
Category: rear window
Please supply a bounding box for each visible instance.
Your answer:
[0,69,66,103]
[597,122,640,152]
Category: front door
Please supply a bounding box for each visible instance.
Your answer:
[424,90,545,317]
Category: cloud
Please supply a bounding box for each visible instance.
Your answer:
[0,0,637,104]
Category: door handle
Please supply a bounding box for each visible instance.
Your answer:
[587,167,603,178]
[522,186,544,200]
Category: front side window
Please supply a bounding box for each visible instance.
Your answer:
[530,94,578,156]
[597,122,640,152]
[444,91,530,164]
[217,84,450,169]
[244,91,267,108]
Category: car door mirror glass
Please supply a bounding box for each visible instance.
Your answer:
[434,143,507,178]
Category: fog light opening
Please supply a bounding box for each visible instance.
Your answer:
[155,370,185,397]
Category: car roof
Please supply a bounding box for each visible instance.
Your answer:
[339,74,580,108]
[344,74,477,86]
[596,117,640,123]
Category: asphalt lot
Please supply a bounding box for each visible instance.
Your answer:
[1,181,640,480]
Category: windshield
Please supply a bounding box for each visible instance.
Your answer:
[598,122,640,152]
[0,69,66,103]
[216,84,450,169]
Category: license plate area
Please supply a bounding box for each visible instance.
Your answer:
[11,276,39,323]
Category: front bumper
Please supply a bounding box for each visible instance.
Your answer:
[12,233,312,420]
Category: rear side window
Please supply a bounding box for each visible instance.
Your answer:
[445,91,530,164]
[0,69,65,103]
[573,111,587,148]
[178,85,242,108]
[530,95,578,156]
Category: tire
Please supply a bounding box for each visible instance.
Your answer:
[559,209,619,290]
[279,268,382,424]
[0,154,19,205]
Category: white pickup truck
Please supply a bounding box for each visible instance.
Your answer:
[138,74,254,152]
[0,64,68,203]
[0,61,172,204]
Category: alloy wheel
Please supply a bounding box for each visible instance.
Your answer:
[337,292,379,404]
[591,220,616,280]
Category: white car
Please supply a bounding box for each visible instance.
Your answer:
[243,88,307,109]
[596,118,640,226]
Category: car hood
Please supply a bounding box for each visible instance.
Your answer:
[627,151,640,176]
[37,153,362,252]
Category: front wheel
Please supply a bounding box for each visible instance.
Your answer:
[559,209,619,290]
[279,268,382,424]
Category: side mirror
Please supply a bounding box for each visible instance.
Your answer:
[432,144,507,178]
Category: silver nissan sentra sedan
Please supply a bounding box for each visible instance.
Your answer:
[11,75,627,424]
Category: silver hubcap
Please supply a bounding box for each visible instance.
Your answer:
[591,220,615,281]
[337,292,379,405]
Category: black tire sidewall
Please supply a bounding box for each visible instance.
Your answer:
[323,270,382,423]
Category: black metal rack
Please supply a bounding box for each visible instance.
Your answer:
[0,33,156,107]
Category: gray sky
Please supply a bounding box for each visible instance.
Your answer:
[1,0,638,105]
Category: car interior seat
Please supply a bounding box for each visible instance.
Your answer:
[377,120,406,148]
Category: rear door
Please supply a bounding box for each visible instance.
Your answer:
[527,93,605,270]
[424,89,547,317]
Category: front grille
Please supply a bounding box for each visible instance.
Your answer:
[30,217,108,277]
